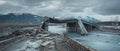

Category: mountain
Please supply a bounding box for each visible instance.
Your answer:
[0,13,44,24]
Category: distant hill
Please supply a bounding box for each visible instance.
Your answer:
[0,13,44,24]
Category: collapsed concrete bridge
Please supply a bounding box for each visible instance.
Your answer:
[40,17,97,35]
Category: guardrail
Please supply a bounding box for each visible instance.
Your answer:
[0,35,25,51]
[63,34,94,51]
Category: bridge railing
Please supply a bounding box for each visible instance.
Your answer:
[63,34,96,51]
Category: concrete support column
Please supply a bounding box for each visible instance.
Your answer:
[67,22,78,33]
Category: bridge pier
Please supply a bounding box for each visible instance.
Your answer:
[83,23,96,31]
[67,22,78,33]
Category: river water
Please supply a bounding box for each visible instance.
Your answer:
[48,25,67,34]
[48,25,120,51]
[66,31,120,51]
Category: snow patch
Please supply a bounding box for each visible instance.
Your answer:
[15,40,42,51]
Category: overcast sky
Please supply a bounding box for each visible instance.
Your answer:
[0,0,120,21]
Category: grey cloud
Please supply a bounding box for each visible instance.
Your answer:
[0,3,23,14]
[5,0,50,7]
[0,0,57,14]
[62,0,99,13]
[0,0,120,16]
[93,0,120,15]
[63,0,120,15]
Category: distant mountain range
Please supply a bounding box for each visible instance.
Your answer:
[0,13,44,24]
